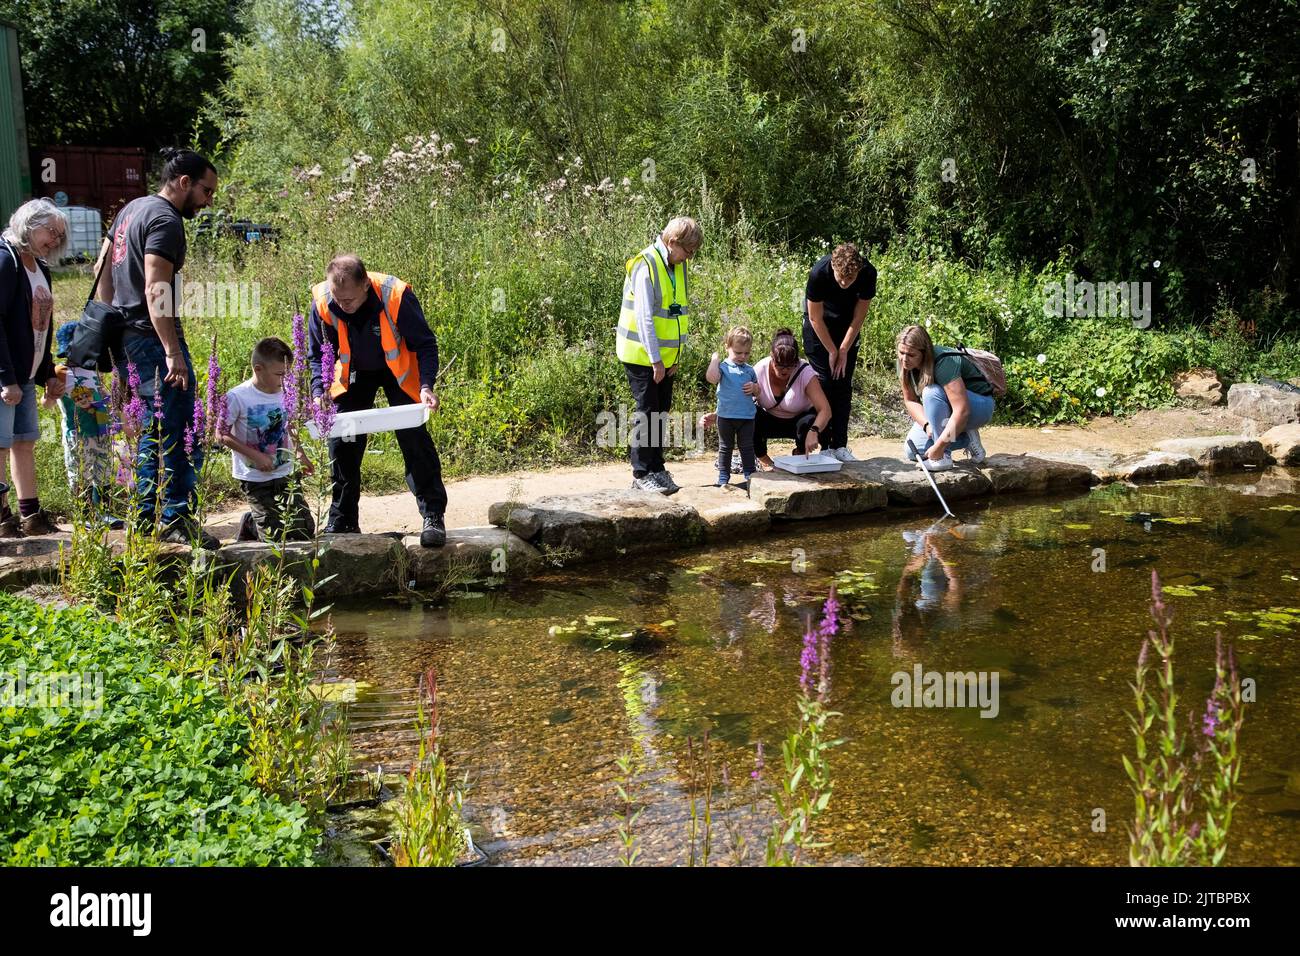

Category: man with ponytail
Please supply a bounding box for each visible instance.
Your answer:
[93,148,219,547]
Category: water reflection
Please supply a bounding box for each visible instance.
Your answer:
[328,473,1300,866]
[892,523,963,659]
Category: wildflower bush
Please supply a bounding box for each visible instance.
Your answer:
[765,589,844,866]
[390,670,467,867]
[1124,572,1246,867]
[7,327,365,866]
[0,594,317,865]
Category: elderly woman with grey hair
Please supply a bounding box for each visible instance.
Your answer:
[0,198,69,536]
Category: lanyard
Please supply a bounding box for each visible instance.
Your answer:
[655,247,677,298]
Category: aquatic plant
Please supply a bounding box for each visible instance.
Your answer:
[685,731,715,866]
[1124,571,1246,866]
[765,588,844,866]
[613,752,642,866]
[720,763,750,866]
[391,669,467,867]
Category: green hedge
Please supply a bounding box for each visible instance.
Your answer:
[0,595,317,865]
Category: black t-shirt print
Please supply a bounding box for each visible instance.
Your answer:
[803,253,878,338]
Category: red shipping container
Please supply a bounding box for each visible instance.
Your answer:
[32,145,147,221]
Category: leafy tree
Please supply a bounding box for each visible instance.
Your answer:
[3,0,243,150]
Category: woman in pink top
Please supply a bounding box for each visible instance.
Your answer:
[751,328,832,469]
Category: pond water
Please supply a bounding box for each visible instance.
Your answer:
[328,470,1300,865]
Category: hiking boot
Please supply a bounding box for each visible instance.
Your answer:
[84,513,126,532]
[19,511,59,536]
[963,429,987,464]
[0,514,21,538]
[420,514,447,549]
[630,475,666,494]
[236,510,260,543]
[652,470,680,494]
[325,521,361,534]
[159,523,222,551]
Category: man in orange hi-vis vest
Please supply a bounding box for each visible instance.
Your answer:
[308,253,447,547]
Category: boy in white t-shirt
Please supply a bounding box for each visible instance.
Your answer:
[219,337,315,541]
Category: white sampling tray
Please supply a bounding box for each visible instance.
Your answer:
[772,451,842,474]
[306,403,430,440]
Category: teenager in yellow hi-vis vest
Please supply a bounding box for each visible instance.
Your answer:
[308,254,447,547]
[616,217,702,493]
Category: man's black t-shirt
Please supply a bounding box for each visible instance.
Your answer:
[802,253,878,340]
[110,194,187,335]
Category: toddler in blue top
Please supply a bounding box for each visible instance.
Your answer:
[706,325,758,485]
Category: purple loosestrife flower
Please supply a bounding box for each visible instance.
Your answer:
[816,589,840,700]
[751,741,764,782]
[123,361,147,432]
[799,620,818,697]
[1202,699,1220,737]
[283,313,309,428]
[203,343,221,440]
[313,338,338,437]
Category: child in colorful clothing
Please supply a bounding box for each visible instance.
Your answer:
[218,336,315,542]
[47,322,118,524]
[705,325,758,485]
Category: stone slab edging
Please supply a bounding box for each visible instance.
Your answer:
[2,435,1288,599]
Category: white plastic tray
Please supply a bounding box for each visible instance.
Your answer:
[306,403,430,440]
[773,452,842,474]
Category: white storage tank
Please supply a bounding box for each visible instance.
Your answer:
[60,205,102,263]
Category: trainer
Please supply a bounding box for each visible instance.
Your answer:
[308,254,446,547]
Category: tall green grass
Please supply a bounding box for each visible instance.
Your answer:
[31,134,1300,520]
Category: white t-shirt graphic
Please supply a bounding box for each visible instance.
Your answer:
[223,380,294,482]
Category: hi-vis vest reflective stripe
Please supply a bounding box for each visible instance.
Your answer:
[312,272,421,403]
[616,244,689,367]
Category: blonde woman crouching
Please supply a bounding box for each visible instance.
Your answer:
[896,324,994,471]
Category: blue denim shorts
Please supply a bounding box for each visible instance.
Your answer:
[0,382,39,448]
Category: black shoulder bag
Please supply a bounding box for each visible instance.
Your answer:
[66,240,125,373]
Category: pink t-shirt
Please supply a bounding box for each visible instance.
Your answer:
[753,357,817,419]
